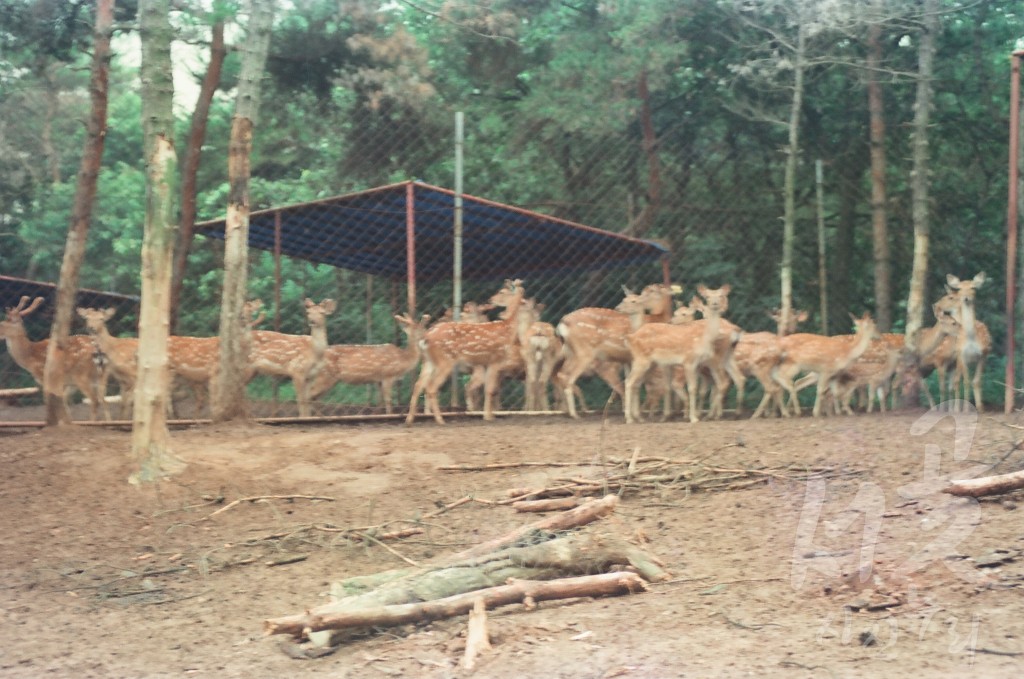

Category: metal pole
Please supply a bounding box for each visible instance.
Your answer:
[1005,52,1022,413]
[816,159,829,335]
[453,112,464,319]
[451,112,465,409]
[273,211,282,332]
[406,182,416,317]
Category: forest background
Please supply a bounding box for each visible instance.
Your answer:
[0,0,1020,409]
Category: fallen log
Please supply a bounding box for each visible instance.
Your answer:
[264,572,648,637]
[512,497,580,513]
[944,469,1024,498]
[462,598,491,670]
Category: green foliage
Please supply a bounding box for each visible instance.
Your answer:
[1,0,1020,408]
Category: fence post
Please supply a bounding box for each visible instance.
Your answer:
[1006,51,1023,413]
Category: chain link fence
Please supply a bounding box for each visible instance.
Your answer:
[1,98,1008,421]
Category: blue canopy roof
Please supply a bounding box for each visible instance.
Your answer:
[194,181,669,283]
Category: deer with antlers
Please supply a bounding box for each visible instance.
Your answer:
[556,283,678,419]
[249,298,337,418]
[0,296,111,420]
[406,279,525,424]
[307,313,429,415]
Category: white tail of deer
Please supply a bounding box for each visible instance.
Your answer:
[308,313,429,414]
[406,279,524,424]
[0,296,110,421]
[556,283,678,419]
[249,298,337,417]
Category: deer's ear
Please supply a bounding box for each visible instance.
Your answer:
[946,274,961,289]
[973,271,986,287]
[76,307,87,318]
[103,308,116,320]
[721,284,731,295]
[323,299,337,314]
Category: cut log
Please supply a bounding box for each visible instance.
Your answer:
[265,572,648,637]
[462,598,491,670]
[944,469,1024,497]
[512,497,580,513]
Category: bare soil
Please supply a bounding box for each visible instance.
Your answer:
[2,409,1024,678]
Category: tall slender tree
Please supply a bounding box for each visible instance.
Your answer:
[866,1,892,331]
[212,0,275,422]
[132,0,185,482]
[42,0,116,426]
[904,0,939,346]
[170,14,227,333]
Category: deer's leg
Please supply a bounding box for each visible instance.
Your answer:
[482,365,501,421]
[557,352,588,419]
[425,359,456,424]
[623,357,649,424]
[381,379,394,415]
[464,366,483,411]
[972,357,985,413]
[406,362,432,425]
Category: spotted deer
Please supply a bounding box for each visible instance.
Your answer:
[406,279,525,424]
[77,306,139,418]
[944,272,991,412]
[556,283,678,419]
[623,285,739,424]
[307,313,429,415]
[775,312,880,417]
[898,297,962,408]
[165,299,266,418]
[0,296,111,421]
[249,298,337,418]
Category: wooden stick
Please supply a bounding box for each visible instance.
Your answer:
[205,495,334,519]
[264,572,647,637]
[511,497,580,513]
[944,469,1024,497]
[355,532,420,567]
[462,598,491,670]
[449,494,619,561]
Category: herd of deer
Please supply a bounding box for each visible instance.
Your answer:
[0,271,990,424]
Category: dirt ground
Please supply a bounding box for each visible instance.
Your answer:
[2,407,1024,678]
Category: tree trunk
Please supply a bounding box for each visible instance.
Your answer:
[132,0,185,482]
[867,13,891,331]
[169,19,226,333]
[625,70,661,238]
[212,0,275,422]
[42,0,115,426]
[779,22,806,335]
[904,0,938,346]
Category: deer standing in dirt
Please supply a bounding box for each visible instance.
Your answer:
[406,279,524,424]
[249,298,337,418]
[77,306,139,418]
[164,299,266,418]
[943,272,991,412]
[0,296,111,421]
[775,312,880,417]
[556,283,677,419]
[623,285,739,424]
[307,313,429,415]
[897,297,962,408]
